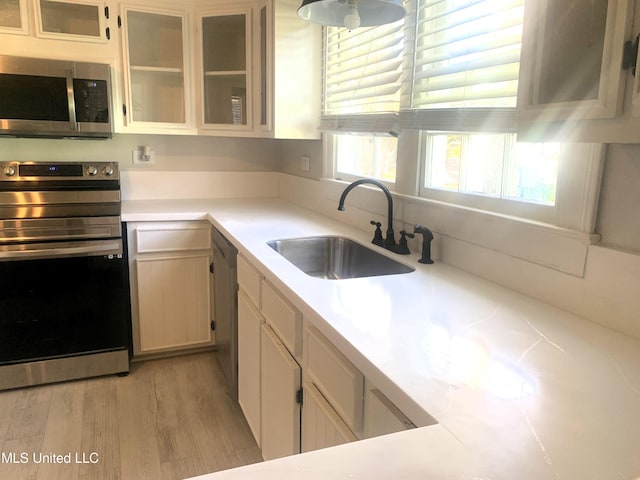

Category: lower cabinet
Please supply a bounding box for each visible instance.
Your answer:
[260,323,301,460]
[136,255,211,351]
[302,381,357,453]
[237,290,262,447]
[236,253,419,460]
[127,221,214,356]
[363,386,417,439]
[304,325,364,435]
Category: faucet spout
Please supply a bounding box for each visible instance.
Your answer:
[337,179,396,249]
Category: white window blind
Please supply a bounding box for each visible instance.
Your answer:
[411,0,524,109]
[323,20,405,130]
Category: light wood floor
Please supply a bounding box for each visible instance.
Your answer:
[0,352,263,480]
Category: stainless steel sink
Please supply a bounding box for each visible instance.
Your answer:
[266,236,414,279]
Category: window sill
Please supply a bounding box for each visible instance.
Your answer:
[400,193,599,277]
[320,178,599,277]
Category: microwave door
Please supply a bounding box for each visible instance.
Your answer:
[0,72,76,136]
[0,56,112,138]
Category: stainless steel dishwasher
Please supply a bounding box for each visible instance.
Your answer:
[211,227,238,399]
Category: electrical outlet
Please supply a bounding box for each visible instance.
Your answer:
[132,148,155,165]
[300,155,310,172]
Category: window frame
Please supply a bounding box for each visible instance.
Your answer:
[416,132,604,231]
[328,131,398,187]
[321,0,604,234]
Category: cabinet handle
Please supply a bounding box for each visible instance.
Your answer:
[623,34,639,76]
[104,6,109,19]
[117,15,122,28]
[105,27,110,40]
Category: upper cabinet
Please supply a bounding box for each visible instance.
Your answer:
[119,4,195,134]
[0,0,116,60]
[0,0,29,35]
[196,6,253,133]
[194,0,320,139]
[0,0,108,40]
[261,0,321,139]
[0,0,322,138]
[517,0,640,142]
[36,0,107,42]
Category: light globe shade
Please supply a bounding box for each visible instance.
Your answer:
[297,0,406,28]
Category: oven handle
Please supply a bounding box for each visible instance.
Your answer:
[0,239,123,261]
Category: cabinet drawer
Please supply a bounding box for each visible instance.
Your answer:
[304,327,364,432]
[237,255,262,307]
[261,280,302,357]
[135,222,211,253]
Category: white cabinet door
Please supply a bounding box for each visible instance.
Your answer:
[120,4,195,133]
[196,7,253,133]
[0,0,29,34]
[36,0,107,42]
[363,388,417,439]
[258,0,321,139]
[136,253,212,353]
[517,0,634,138]
[238,290,263,447]
[304,326,364,433]
[302,381,357,453]
[260,323,301,460]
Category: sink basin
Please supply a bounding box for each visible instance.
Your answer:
[266,236,414,280]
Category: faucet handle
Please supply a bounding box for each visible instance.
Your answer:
[395,230,414,255]
[370,220,384,247]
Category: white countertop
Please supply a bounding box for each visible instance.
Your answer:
[123,198,640,480]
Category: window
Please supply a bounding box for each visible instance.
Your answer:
[333,133,397,184]
[322,0,601,232]
[324,21,404,115]
[420,131,566,222]
[323,17,404,184]
[411,0,524,110]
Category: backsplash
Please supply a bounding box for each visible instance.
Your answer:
[122,171,280,200]
[0,134,279,172]
[277,173,640,341]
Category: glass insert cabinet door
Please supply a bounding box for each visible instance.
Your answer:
[0,0,29,34]
[518,0,632,122]
[37,0,105,40]
[199,9,252,128]
[122,7,190,127]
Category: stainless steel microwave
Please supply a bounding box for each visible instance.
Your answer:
[0,55,112,139]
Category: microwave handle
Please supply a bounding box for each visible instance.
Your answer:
[66,70,78,129]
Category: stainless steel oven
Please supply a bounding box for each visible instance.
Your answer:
[0,161,130,390]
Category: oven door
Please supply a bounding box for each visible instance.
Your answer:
[0,246,131,366]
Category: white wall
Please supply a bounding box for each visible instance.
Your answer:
[276,140,640,341]
[0,134,279,172]
[597,144,640,252]
[2,133,637,339]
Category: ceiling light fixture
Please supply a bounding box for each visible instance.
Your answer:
[297,0,406,29]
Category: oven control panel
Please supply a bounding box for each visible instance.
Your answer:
[0,162,119,181]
